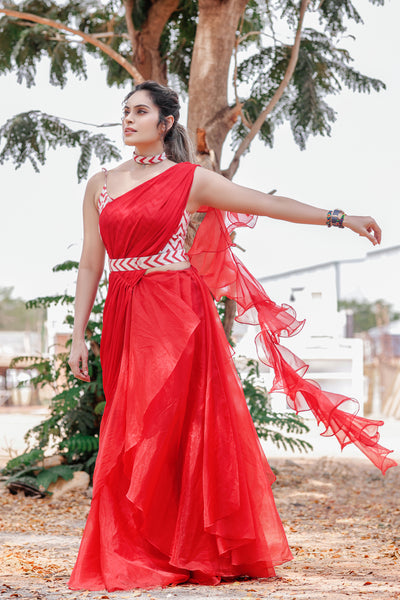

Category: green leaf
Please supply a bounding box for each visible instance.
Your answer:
[2,448,44,475]
[0,111,121,181]
[52,260,80,273]
[60,434,100,454]
[239,358,313,453]
[36,464,74,490]
[94,400,106,416]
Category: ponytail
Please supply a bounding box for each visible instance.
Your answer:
[164,122,196,164]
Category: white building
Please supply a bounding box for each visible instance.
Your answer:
[235,244,400,416]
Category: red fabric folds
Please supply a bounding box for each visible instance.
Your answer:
[69,163,293,592]
[69,161,396,593]
[189,208,397,475]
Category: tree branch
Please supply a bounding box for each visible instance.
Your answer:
[223,0,310,180]
[90,32,130,41]
[144,0,180,47]
[0,8,144,83]
[122,0,138,58]
[137,0,180,82]
[233,30,251,129]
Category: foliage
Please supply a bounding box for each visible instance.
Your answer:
[0,1,123,87]
[3,447,44,474]
[239,359,313,453]
[160,0,198,91]
[2,446,74,496]
[0,110,121,182]
[233,25,384,152]
[1,260,107,494]
[0,286,46,331]
[35,464,74,490]
[0,0,388,176]
[0,0,389,494]
[338,298,400,333]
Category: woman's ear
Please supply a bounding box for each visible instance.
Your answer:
[164,115,174,134]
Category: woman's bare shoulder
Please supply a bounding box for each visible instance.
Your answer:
[84,171,106,207]
[87,170,106,187]
[87,159,131,184]
[107,159,133,174]
[85,160,127,199]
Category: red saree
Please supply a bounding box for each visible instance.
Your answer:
[69,162,395,592]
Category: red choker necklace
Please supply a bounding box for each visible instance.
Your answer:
[133,151,167,165]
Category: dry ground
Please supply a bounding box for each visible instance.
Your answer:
[0,457,399,600]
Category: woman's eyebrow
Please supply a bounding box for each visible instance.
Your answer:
[125,103,151,109]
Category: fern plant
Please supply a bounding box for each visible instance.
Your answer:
[240,359,313,454]
[2,448,74,497]
[1,260,107,494]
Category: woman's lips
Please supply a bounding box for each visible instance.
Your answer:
[124,128,137,134]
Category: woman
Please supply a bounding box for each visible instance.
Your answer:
[68,81,395,592]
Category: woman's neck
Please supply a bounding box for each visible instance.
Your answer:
[133,144,164,157]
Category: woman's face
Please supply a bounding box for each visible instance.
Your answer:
[122,90,163,149]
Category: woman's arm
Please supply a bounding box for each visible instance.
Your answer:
[188,167,381,246]
[68,173,106,382]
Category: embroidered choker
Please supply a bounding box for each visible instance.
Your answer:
[133,152,167,165]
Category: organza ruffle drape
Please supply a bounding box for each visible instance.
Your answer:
[188,207,396,475]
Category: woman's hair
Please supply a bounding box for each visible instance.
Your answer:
[124,81,196,164]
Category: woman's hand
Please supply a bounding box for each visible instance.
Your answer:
[68,338,90,382]
[343,215,382,246]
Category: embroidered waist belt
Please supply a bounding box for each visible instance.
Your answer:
[109,247,189,272]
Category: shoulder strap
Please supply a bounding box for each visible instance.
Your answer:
[97,168,109,214]
[102,167,108,187]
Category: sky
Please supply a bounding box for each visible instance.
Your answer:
[0,0,399,305]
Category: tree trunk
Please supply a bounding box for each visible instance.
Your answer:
[223,298,237,339]
[187,1,247,340]
[187,0,247,167]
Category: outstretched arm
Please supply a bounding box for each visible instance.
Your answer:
[188,167,381,246]
[68,173,106,382]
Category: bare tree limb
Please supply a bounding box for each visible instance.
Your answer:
[0,8,144,83]
[233,30,251,129]
[223,0,311,180]
[90,32,130,40]
[137,0,180,82]
[123,0,139,59]
[238,30,284,46]
[145,0,180,45]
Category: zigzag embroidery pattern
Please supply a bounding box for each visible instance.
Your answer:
[109,211,191,272]
[132,152,167,165]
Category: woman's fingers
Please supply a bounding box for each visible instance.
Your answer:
[361,219,381,246]
[370,220,382,245]
[68,345,90,381]
[345,215,381,246]
[80,352,89,379]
